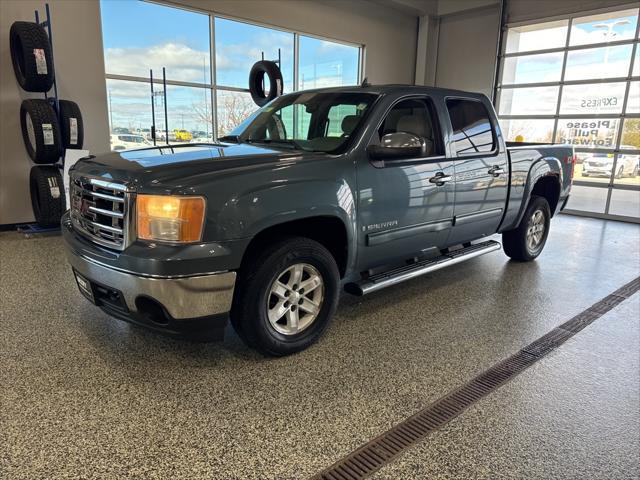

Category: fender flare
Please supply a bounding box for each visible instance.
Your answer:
[216,178,359,273]
[513,157,562,228]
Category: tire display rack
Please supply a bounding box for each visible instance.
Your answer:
[10,3,84,231]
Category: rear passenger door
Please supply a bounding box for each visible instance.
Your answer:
[445,98,508,245]
[357,96,455,270]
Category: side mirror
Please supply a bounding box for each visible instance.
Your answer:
[367,132,427,160]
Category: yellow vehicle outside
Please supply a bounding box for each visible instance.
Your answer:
[174,129,193,142]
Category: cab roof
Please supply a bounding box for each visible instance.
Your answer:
[281,83,490,101]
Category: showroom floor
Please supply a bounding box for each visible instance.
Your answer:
[1,215,639,480]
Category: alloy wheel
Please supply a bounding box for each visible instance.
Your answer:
[526,209,545,254]
[266,263,325,335]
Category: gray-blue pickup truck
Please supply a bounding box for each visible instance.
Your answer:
[62,84,575,355]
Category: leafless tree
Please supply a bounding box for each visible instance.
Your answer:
[191,93,256,137]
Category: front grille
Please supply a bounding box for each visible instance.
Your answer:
[70,174,131,250]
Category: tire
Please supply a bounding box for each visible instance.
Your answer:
[633,165,639,178]
[58,100,84,149]
[20,99,62,164]
[29,165,65,227]
[502,195,551,262]
[10,21,55,92]
[248,60,283,107]
[231,237,340,356]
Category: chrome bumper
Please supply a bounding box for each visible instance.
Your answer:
[66,248,236,320]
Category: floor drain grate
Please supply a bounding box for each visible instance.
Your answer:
[311,276,640,480]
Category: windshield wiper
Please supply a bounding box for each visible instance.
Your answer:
[245,138,309,151]
[218,135,239,143]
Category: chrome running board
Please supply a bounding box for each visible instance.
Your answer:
[345,240,501,296]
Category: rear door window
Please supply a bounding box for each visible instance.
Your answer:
[446,99,495,155]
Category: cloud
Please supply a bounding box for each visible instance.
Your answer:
[570,24,636,46]
[105,43,210,83]
[215,31,294,75]
[317,39,354,54]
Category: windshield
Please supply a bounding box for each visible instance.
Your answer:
[227,92,378,153]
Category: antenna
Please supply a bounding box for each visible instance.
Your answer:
[361,77,370,87]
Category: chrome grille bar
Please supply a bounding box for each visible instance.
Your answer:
[90,191,125,203]
[84,219,123,234]
[69,173,131,251]
[88,206,124,219]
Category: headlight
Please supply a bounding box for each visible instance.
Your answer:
[137,194,205,243]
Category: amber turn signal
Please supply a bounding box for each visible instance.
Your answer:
[136,195,205,243]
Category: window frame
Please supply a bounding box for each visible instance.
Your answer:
[445,96,499,159]
[102,0,364,142]
[367,94,448,165]
[495,4,640,223]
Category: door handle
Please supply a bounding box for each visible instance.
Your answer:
[488,166,505,177]
[429,172,452,186]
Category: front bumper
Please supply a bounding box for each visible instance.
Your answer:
[582,166,612,176]
[66,249,236,319]
[63,215,236,337]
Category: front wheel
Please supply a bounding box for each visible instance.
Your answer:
[502,195,551,262]
[230,237,340,356]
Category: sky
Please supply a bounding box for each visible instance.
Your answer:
[100,0,360,135]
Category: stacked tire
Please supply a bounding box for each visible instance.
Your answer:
[10,21,84,227]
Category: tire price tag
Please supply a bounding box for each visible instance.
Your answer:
[69,118,78,145]
[42,123,54,145]
[33,48,48,74]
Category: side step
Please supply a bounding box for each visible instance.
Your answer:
[345,240,501,296]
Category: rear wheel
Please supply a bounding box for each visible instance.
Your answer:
[502,195,551,262]
[231,237,339,356]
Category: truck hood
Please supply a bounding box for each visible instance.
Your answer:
[71,143,306,189]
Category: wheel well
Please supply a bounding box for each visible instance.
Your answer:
[241,217,349,278]
[531,175,560,216]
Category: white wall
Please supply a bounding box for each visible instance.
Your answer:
[0,0,110,225]
[437,0,498,16]
[414,1,501,97]
[434,4,501,98]
[0,0,418,225]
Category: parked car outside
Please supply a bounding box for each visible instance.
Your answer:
[190,136,214,143]
[173,129,193,142]
[110,134,152,151]
[582,146,639,178]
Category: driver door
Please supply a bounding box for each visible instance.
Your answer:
[356,97,455,271]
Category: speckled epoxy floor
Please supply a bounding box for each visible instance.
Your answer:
[1,215,639,479]
[370,294,640,480]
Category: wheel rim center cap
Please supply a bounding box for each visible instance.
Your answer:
[290,291,301,303]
